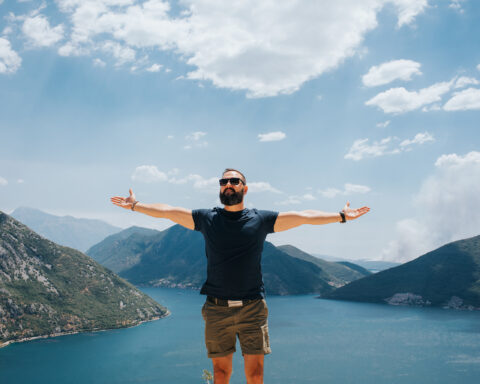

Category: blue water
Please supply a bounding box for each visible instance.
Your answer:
[1,287,480,383]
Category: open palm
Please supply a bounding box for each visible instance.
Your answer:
[110,189,136,210]
[342,202,370,221]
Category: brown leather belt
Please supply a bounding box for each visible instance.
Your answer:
[207,296,259,307]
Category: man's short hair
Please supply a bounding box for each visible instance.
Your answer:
[222,168,247,184]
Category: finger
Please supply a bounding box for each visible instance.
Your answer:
[129,188,133,197]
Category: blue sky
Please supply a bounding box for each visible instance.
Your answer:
[1,0,479,262]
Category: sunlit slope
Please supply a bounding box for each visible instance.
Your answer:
[89,224,340,295]
[0,212,167,346]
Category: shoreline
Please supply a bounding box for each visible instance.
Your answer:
[0,309,171,349]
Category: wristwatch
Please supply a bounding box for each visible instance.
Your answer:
[339,211,346,223]
[131,201,139,211]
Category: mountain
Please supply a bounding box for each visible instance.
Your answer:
[349,260,400,273]
[88,225,340,295]
[324,235,480,309]
[277,245,371,286]
[87,226,162,273]
[312,253,400,272]
[0,211,168,347]
[10,207,122,252]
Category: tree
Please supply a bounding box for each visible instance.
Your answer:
[202,369,213,384]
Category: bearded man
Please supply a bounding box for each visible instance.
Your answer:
[111,168,370,384]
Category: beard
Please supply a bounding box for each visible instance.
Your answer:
[219,187,244,206]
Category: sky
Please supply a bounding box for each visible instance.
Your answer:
[1,0,479,262]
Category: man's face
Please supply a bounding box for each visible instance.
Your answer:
[219,171,247,206]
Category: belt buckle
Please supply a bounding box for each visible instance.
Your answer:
[227,300,243,307]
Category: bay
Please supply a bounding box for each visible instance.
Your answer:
[1,287,480,384]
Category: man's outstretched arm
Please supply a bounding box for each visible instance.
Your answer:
[273,202,370,232]
[110,189,195,230]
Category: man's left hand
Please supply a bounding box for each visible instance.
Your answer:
[342,202,370,221]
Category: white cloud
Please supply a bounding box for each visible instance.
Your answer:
[362,59,422,87]
[187,175,218,190]
[131,166,219,190]
[318,183,371,198]
[279,182,370,205]
[344,183,371,194]
[2,26,13,35]
[276,196,303,206]
[365,80,453,114]
[449,0,465,13]
[345,137,397,161]
[17,179,25,184]
[454,76,479,89]
[346,132,434,161]
[302,193,316,201]
[186,131,206,141]
[22,15,64,47]
[184,131,207,149]
[0,37,22,74]
[93,58,106,67]
[376,120,390,128]
[435,151,480,168]
[131,165,168,183]
[318,188,343,199]
[146,63,162,72]
[443,88,480,111]
[247,182,282,194]
[421,103,441,112]
[382,151,480,262]
[101,40,136,65]
[390,0,428,27]
[0,176,7,186]
[399,132,435,147]
[50,0,427,98]
[477,64,480,72]
[258,131,286,142]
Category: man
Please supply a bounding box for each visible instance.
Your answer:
[111,168,370,384]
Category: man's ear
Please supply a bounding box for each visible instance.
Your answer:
[243,185,248,195]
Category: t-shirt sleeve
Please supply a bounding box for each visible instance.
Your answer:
[192,209,210,232]
[258,210,279,234]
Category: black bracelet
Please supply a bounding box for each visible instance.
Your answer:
[339,211,346,223]
[131,201,139,211]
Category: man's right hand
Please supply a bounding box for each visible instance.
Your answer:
[110,188,137,210]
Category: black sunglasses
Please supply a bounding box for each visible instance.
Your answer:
[219,178,245,186]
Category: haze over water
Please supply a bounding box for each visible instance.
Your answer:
[1,288,479,384]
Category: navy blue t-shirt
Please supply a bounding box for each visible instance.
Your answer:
[192,207,278,300]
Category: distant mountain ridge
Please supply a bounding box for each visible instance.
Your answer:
[277,245,371,286]
[87,225,370,295]
[311,253,400,272]
[10,207,122,252]
[0,211,168,347]
[324,235,480,309]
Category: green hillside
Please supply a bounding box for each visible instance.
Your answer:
[277,244,371,286]
[324,235,480,309]
[89,224,339,295]
[87,226,162,273]
[0,212,168,347]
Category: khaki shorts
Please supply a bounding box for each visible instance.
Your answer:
[201,298,271,358]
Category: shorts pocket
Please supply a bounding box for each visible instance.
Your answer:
[261,324,270,352]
